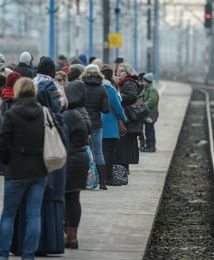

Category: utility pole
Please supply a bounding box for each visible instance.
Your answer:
[133,0,138,71]
[147,0,152,73]
[75,0,80,56]
[102,0,110,63]
[49,0,55,59]
[115,0,120,58]
[177,9,183,75]
[185,20,190,67]
[89,0,94,57]
[66,0,72,58]
[153,0,160,82]
[207,0,214,82]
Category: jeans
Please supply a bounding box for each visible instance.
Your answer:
[145,123,156,147]
[0,176,47,260]
[91,128,105,166]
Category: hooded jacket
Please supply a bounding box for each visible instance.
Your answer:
[63,80,91,191]
[0,97,47,180]
[81,71,110,129]
[14,62,36,78]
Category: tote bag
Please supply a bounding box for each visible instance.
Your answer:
[86,145,99,190]
[43,107,67,173]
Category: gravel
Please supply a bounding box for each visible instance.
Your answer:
[144,91,214,260]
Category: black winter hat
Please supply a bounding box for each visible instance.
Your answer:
[37,57,56,78]
[114,57,124,63]
[88,56,97,64]
[138,72,145,80]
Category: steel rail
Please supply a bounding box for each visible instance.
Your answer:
[197,89,214,174]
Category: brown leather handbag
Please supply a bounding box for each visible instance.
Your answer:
[119,120,127,136]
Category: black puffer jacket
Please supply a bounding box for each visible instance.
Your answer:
[14,62,36,78]
[82,71,109,129]
[0,97,47,180]
[63,80,91,191]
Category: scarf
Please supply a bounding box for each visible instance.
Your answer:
[117,75,138,89]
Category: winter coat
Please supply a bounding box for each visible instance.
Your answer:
[140,83,159,111]
[115,78,139,165]
[102,80,128,139]
[14,62,36,78]
[82,71,110,129]
[63,80,91,191]
[0,97,47,180]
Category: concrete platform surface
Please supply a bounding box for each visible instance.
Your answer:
[0,81,192,260]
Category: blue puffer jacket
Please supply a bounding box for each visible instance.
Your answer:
[102,80,128,139]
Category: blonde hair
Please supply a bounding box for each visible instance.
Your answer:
[91,58,103,69]
[14,77,37,98]
[119,63,137,77]
[55,71,68,82]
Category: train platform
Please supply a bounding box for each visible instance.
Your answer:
[0,81,192,260]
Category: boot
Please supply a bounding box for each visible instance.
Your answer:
[65,227,79,249]
[96,165,108,190]
[106,163,113,185]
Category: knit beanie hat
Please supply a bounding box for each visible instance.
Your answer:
[138,72,145,80]
[88,56,96,64]
[101,64,113,81]
[37,57,55,78]
[6,71,21,88]
[85,64,100,73]
[20,51,32,65]
[143,73,154,83]
[79,54,88,66]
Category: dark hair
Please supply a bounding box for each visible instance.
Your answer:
[58,54,67,61]
[89,56,96,64]
[138,72,145,80]
[68,67,83,81]
[101,64,113,82]
[37,57,55,78]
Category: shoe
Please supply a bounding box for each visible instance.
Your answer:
[65,227,79,249]
[143,146,156,152]
[96,165,108,190]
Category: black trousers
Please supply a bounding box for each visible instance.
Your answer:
[102,138,118,182]
[65,191,81,228]
[145,123,156,147]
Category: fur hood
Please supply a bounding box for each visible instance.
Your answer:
[80,70,104,80]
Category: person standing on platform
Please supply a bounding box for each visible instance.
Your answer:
[115,63,139,174]
[14,52,36,79]
[0,78,47,260]
[140,73,159,152]
[81,64,110,190]
[11,57,68,256]
[101,64,128,185]
[63,80,91,249]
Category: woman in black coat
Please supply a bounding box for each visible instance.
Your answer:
[0,78,47,259]
[115,63,139,173]
[81,64,110,190]
[63,80,91,249]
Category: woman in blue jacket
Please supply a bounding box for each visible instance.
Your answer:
[101,65,128,185]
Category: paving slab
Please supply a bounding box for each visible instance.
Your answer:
[0,81,192,260]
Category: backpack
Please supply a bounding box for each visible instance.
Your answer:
[37,79,61,113]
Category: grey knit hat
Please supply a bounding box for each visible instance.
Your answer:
[143,73,154,83]
[20,51,32,65]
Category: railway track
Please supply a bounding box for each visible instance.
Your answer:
[145,83,214,260]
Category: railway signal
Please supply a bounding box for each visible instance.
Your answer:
[205,2,213,29]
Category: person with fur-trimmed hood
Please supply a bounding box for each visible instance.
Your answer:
[81,64,110,190]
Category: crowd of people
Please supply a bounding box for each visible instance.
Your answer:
[0,51,159,260]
